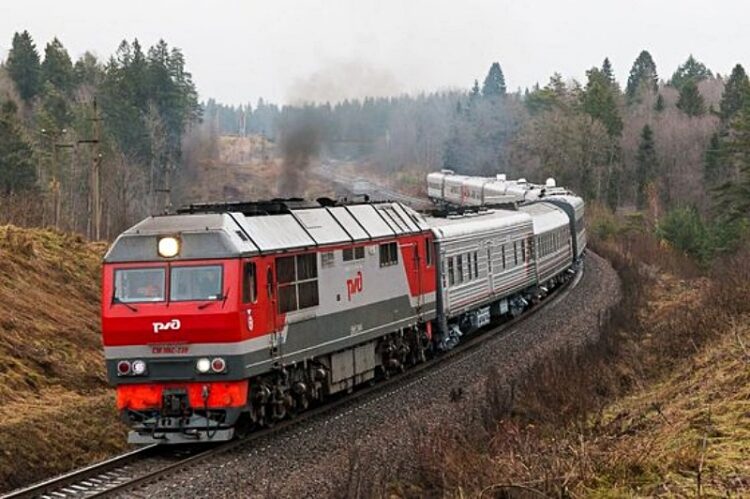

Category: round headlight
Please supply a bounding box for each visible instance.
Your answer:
[132,360,147,375]
[196,358,211,373]
[117,360,131,375]
[211,357,226,373]
[158,236,180,258]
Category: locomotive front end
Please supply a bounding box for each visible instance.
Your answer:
[102,213,259,444]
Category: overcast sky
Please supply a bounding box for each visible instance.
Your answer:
[0,0,745,105]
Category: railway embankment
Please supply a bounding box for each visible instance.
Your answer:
[0,226,127,492]
[388,224,750,497]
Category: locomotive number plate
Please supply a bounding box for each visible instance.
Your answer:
[150,344,190,355]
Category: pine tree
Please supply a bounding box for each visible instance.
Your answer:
[5,31,41,101]
[41,37,74,93]
[671,55,712,89]
[581,68,623,137]
[73,52,103,87]
[482,62,506,97]
[719,64,749,123]
[601,57,617,90]
[654,93,665,112]
[715,87,750,221]
[626,50,658,102]
[677,79,706,117]
[704,133,723,186]
[636,124,658,210]
[0,102,36,194]
[470,79,480,99]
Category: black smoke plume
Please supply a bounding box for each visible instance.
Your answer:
[277,112,321,197]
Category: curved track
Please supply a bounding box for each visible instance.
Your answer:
[4,268,583,499]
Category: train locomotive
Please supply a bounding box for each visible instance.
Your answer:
[101,172,586,444]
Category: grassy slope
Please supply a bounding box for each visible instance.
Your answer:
[0,226,126,492]
[585,276,750,496]
[392,228,750,498]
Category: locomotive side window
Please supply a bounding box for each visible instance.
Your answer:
[114,267,165,303]
[321,251,335,268]
[277,253,319,313]
[343,246,365,262]
[379,242,399,267]
[425,238,433,266]
[243,262,257,303]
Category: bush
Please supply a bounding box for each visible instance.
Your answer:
[657,206,713,263]
[657,207,748,264]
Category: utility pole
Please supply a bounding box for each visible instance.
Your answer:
[79,99,102,240]
[53,142,75,230]
[45,127,69,230]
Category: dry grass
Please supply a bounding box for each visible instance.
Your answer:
[0,225,127,492]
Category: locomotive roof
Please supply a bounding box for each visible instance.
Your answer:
[104,201,430,263]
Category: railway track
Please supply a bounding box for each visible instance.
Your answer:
[4,267,583,499]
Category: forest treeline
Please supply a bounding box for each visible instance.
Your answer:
[1,31,749,257]
[0,31,200,238]
[207,52,750,261]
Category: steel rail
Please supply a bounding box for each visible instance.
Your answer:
[2,445,160,499]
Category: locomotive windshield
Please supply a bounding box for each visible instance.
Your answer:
[114,268,166,303]
[170,265,223,301]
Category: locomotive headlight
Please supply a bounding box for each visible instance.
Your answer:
[158,236,180,258]
[131,360,147,375]
[196,358,211,373]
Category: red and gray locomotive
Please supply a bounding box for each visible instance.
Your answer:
[102,173,585,444]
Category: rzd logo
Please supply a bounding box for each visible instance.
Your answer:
[152,319,181,334]
[346,271,363,301]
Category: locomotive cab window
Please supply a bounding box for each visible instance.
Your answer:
[277,253,319,313]
[379,242,399,267]
[170,265,223,301]
[114,267,165,303]
[243,262,257,303]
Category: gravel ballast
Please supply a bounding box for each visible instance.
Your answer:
[129,252,620,498]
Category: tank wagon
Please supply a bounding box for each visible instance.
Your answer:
[102,175,586,444]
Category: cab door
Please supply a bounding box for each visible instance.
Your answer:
[265,262,285,360]
[240,259,259,337]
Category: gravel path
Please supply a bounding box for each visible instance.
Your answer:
[127,252,619,499]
